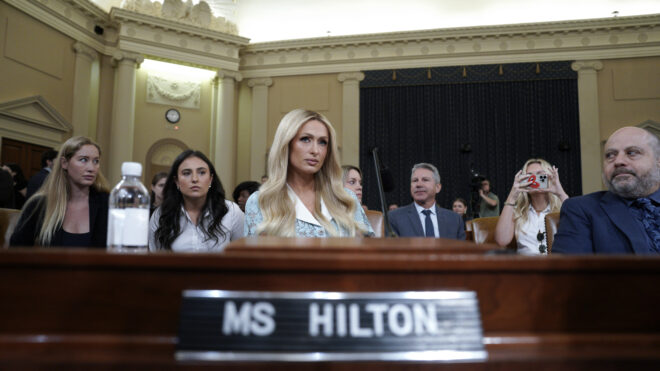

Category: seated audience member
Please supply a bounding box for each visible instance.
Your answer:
[478,178,500,217]
[232,181,260,212]
[10,136,110,247]
[149,171,168,215]
[388,163,465,239]
[388,204,398,210]
[260,174,268,184]
[149,150,244,252]
[452,197,471,221]
[342,165,365,207]
[553,127,660,254]
[26,149,58,199]
[0,166,15,208]
[3,163,27,209]
[245,109,373,237]
[494,158,568,254]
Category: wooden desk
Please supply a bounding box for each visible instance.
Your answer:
[1,238,659,369]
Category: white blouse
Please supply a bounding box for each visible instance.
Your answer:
[149,200,244,252]
[516,204,551,255]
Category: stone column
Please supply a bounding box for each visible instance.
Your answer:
[108,51,144,184]
[247,78,273,180]
[212,70,242,192]
[571,60,603,194]
[71,42,98,137]
[338,72,365,166]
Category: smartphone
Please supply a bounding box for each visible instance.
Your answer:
[525,174,548,189]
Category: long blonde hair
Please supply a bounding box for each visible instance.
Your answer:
[513,158,562,238]
[24,136,109,245]
[257,109,364,236]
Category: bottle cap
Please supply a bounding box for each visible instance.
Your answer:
[121,162,142,177]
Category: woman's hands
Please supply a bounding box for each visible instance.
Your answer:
[546,166,569,201]
[505,170,531,205]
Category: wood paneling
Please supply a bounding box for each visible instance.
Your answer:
[1,239,659,369]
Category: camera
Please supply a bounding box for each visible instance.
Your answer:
[525,174,548,189]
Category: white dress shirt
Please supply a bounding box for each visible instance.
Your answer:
[414,202,440,238]
[149,200,244,252]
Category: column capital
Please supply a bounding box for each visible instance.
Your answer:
[111,50,144,67]
[247,77,273,88]
[73,42,98,62]
[338,72,365,83]
[216,70,243,82]
[571,60,603,72]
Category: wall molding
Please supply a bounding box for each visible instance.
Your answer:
[240,14,660,77]
[0,96,72,148]
[5,1,660,77]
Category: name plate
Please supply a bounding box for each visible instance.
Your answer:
[176,290,486,362]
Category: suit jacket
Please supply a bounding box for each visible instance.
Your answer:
[552,190,658,254]
[388,202,466,240]
[26,168,50,200]
[10,188,109,248]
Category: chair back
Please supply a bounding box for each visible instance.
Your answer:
[471,216,500,245]
[0,208,20,248]
[364,210,384,238]
[465,219,473,241]
[545,212,560,254]
[471,216,517,249]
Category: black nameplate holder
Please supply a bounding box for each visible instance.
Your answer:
[176,290,486,362]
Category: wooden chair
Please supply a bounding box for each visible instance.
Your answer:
[465,219,473,241]
[471,216,516,249]
[545,212,560,254]
[0,208,20,248]
[364,209,384,238]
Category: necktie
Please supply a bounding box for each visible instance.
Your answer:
[633,198,660,253]
[422,209,435,237]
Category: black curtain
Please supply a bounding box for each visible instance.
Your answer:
[359,62,581,214]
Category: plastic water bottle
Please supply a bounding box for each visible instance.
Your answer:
[107,162,150,252]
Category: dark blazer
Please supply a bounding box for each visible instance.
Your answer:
[26,168,50,200]
[9,188,109,248]
[552,190,658,254]
[388,202,466,240]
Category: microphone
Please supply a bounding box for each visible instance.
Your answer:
[371,147,398,237]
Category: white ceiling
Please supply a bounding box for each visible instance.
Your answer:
[95,0,660,43]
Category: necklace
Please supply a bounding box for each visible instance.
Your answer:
[537,226,547,254]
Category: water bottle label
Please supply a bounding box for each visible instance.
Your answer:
[108,208,149,246]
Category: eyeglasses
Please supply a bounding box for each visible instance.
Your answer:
[537,230,547,254]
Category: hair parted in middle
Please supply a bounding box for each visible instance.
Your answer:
[24,136,109,245]
[513,158,562,238]
[256,108,365,237]
[153,150,229,250]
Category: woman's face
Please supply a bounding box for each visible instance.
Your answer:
[151,177,166,203]
[288,120,329,178]
[175,156,213,201]
[343,169,363,203]
[237,190,251,212]
[61,144,100,188]
[452,201,467,215]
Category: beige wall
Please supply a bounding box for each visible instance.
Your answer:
[267,74,343,155]
[96,55,116,176]
[598,56,660,140]
[132,67,213,181]
[0,2,75,123]
[235,82,253,183]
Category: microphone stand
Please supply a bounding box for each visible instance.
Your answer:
[371,147,398,237]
